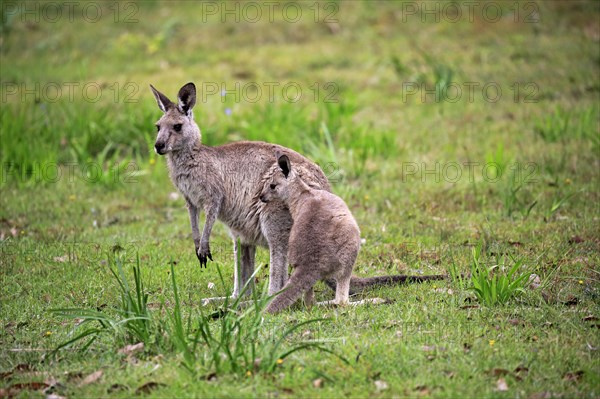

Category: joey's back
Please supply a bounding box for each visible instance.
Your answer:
[288,190,360,275]
[260,154,361,277]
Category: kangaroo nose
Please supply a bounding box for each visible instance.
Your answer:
[154,142,165,154]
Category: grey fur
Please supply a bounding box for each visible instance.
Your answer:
[260,154,361,313]
[150,83,330,296]
[150,82,448,300]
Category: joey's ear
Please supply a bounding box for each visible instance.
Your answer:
[277,154,291,178]
[149,84,174,113]
[177,82,197,116]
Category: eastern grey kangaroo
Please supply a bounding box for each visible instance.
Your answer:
[260,154,367,313]
[150,82,329,297]
[150,82,447,299]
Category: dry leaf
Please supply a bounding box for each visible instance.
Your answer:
[374,380,388,391]
[118,342,144,355]
[528,274,541,289]
[563,370,584,382]
[4,381,49,396]
[514,366,529,375]
[496,377,509,391]
[463,343,472,353]
[489,368,510,377]
[568,236,584,244]
[107,383,128,393]
[530,392,553,399]
[136,382,166,394]
[79,370,103,387]
[414,385,430,396]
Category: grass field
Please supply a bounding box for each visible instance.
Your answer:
[1,1,599,397]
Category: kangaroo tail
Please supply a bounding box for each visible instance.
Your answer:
[325,274,448,295]
[266,271,319,314]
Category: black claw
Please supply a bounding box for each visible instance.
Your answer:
[195,247,212,268]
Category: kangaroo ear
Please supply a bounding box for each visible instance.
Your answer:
[277,154,291,178]
[177,82,197,117]
[149,84,174,113]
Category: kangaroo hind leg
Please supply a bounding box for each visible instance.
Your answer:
[334,274,351,306]
[266,269,319,314]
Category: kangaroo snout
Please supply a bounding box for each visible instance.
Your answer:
[154,141,166,155]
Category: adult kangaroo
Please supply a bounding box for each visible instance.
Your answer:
[150,82,329,297]
[150,82,447,298]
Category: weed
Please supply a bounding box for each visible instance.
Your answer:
[534,106,598,143]
[469,244,532,306]
[545,190,578,221]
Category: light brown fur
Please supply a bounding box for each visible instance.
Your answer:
[260,154,360,313]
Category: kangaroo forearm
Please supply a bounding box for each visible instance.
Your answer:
[187,203,201,245]
[201,202,221,244]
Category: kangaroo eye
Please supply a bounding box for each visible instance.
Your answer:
[173,124,182,132]
[270,184,277,190]
[155,125,160,132]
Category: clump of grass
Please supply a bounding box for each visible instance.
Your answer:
[51,255,153,353]
[166,256,345,376]
[500,169,538,219]
[534,105,597,143]
[52,253,345,377]
[489,148,537,219]
[545,190,578,221]
[469,243,531,306]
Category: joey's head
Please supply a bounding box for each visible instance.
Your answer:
[150,82,201,155]
[260,154,295,203]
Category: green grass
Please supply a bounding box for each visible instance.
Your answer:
[1,1,599,397]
